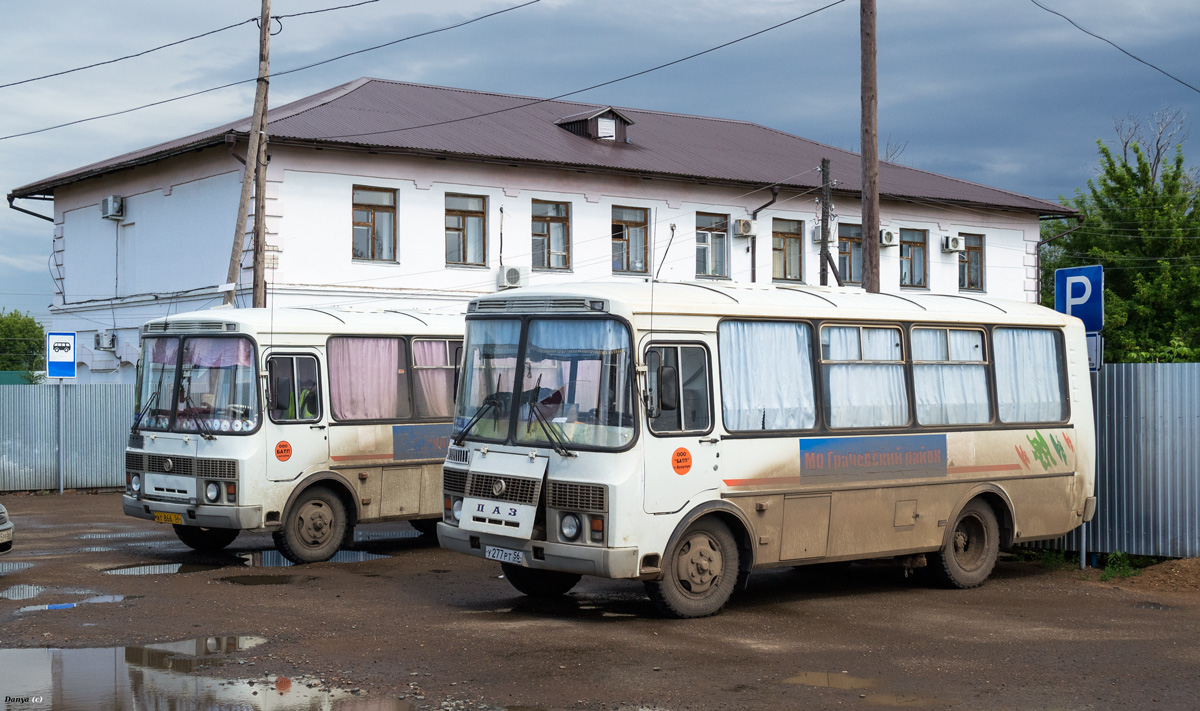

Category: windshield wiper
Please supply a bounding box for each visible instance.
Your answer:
[527,399,575,458]
[130,391,159,435]
[180,380,216,441]
[452,395,500,446]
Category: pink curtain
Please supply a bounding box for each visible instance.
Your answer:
[149,338,178,365]
[329,337,404,420]
[183,338,253,367]
[412,340,454,418]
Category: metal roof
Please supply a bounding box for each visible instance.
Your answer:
[10,78,1073,216]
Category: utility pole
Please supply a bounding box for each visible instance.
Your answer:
[860,0,880,293]
[223,0,272,307]
[820,158,832,286]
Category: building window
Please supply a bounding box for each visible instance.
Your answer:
[959,234,984,290]
[445,194,486,266]
[352,187,396,261]
[532,200,571,270]
[899,228,927,288]
[837,223,862,284]
[772,218,803,282]
[696,213,728,278]
[612,206,648,273]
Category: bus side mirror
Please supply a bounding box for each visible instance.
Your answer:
[660,365,679,412]
[646,350,662,418]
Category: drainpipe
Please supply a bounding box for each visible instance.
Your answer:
[749,187,781,283]
[7,194,54,222]
[1035,215,1085,303]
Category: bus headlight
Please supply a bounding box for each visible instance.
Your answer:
[560,513,581,541]
[131,474,141,494]
[450,498,463,523]
[205,482,220,503]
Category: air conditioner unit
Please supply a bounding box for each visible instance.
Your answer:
[94,331,116,351]
[942,235,966,253]
[496,265,529,290]
[100,195,124,220]
[879,229,898,247]
[732,219,756,237]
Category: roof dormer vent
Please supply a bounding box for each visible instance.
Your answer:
[556,106,635,143]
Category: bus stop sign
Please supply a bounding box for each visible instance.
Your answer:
[46,332,77,379]
[1054,265,1104,332]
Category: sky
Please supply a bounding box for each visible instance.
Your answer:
[1,0,1198,324]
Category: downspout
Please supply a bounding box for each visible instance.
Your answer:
[749,186,780,283]
[7,194,54,222]
[1036,215,1085,303]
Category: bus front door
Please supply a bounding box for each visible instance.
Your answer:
[263,352,329,482]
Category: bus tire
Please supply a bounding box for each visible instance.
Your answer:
[930,499,999,589]
[273,487,346,564]
[173,525,239,553]
[645,517,738,618]
[501,563,581,597]
[410,518,440,537]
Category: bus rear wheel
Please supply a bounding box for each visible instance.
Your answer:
[930,499,999,589]
[645,518,738,618]
[501,563,581,597]
[173,525,239,553]
[273,487,346,564]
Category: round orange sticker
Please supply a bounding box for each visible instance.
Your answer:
[672,447,692,475]
[275,441,293,462]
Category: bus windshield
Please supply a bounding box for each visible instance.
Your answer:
[135,336,260,434]
[454,317,635,450]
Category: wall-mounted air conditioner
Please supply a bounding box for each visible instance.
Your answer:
[732,219,756,237]
[942,235,966,253]
[496,265,529,289]
[94,331,116,351]
[880,229,897,247]
[100,196,124,220]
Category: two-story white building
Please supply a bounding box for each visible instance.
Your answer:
[8,78,1074,383]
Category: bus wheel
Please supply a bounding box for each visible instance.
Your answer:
[645,518,738,618]
[501,563,581,597]
[273,487,346,564]
[173,525,239,553]
[930,499,999,589]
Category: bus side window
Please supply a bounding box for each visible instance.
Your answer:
[648,345,711,434]
[268,355,321,423]
[413,339,459,419]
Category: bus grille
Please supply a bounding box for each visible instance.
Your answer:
[147,455,194,477]
[126,451,144,472]
[548,482,608,513]
[467,474,541,505]
[446,446,471,465]
[125,453,238,480]
[197,459,238,480]
[471,298,595,313]
[443,469,468,495]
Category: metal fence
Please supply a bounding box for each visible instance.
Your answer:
[0,384,134,492]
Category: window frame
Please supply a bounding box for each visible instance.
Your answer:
[445,193,487,267]
[910,326,992,426]
[772,218,804,282]
[991,325,1071,425]
[645,342,714,437]
[531,199,572,271]
[695,212,730,279]
[818,322,911,430]
[899,228,928,288]
[326,334,463,425]
[959,233,985,291]
[266,353,323,424]
[611,205,649,275]
[837,223,863,285]
[351,186,397,262]
[411,337,464,419]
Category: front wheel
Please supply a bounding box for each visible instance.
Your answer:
[273,487,347,564]
[929,499,999,589]
[500,563,581,597]
[173,525,239,553]
[645,518,739,618]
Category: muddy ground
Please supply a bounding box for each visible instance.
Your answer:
[2,491,1199,711]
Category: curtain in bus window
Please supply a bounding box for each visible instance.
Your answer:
[913,329,989,425]
[823,326,908,428]
[413,340,454,419]
[718,321,815,430]
[185,338,253,368]
[328,337,409,420]
[993,328,1065,422]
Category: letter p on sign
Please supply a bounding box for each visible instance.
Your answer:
[1054,265,1103,332]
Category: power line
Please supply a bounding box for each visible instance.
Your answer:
[1029,0,1200,95]
[0,0,540,142]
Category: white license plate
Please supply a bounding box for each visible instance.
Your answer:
[484,545,524,564]
[0,529,11,544]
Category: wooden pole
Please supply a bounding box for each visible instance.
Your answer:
[223,0,271,306]
[252,133,269,307]
[820,158,831,286]
[860,0,880,293]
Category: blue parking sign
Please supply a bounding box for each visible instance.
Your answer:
[1054,266,1104,332]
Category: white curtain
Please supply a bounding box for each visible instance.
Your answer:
[994,328,1065,423]
[718,321,815,430]
[913,328,989,425]
[329,337,406,420]
[823,326,908,428]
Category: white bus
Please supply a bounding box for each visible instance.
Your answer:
[438,281,1096,617]
[123,307,463,563]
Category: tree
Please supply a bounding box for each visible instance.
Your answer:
[0,309,46,381]
[1040,113,1200,363]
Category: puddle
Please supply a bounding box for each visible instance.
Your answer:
[353,530,420,542]
[105,562,228,576]
[1,584,46,600]
[784,671,951,707]
[0,636,410,711]
[103,550,390,576]
[0,561,35,574]
[236,550,391,567]
[78,531,168,540]
[1135,601,1171,610]
[18,595,128,613]
[221,575,311,586]
[77,546,118,553]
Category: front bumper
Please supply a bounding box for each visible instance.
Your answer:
[123,495,263,530]
[438,522,640,579]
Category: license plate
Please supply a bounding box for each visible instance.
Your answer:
[153,512,183,525]
[485,545,524,564]
[0,529,11,544]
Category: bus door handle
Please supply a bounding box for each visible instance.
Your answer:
[698,437,719,444]
[309,424,326,430]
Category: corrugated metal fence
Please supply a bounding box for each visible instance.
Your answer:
[0,384,134,492]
